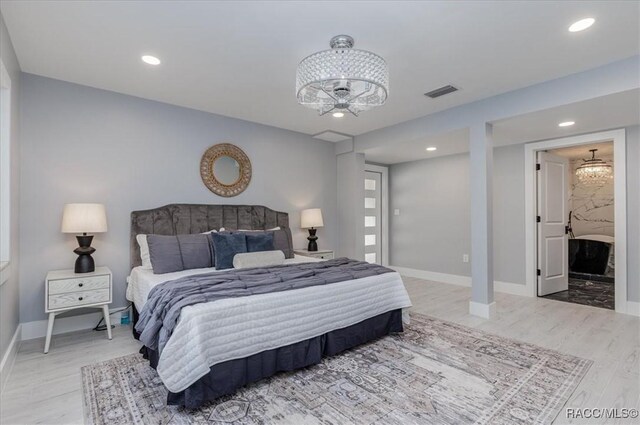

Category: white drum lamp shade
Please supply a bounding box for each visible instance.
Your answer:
[61,203,108,234]
[301,208,324,229]
[61,203,107,273]
[301,208,323,252]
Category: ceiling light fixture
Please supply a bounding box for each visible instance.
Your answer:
[558,121,575,127]
[296,35,389,117]
[575,149,612,185]
[426,147,437,151]
[568,18,595,32]
[141,55,161,65]
[332,112,345,118]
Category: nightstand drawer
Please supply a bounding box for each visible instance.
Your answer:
[48,275,110,295]
[48,289,110,310]
[312,252,334,260]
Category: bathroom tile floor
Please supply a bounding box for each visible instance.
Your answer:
[543,278,614,310]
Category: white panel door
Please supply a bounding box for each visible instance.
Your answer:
[364,171,382,264]
[537,151,569,296]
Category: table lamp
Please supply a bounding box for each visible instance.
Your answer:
[301,208,323,252]
[61,203,108,273]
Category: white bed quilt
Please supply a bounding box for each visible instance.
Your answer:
[127,258,412,393]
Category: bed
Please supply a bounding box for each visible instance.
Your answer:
[127,204,412,408]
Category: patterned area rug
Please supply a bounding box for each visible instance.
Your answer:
[82,314,591,425]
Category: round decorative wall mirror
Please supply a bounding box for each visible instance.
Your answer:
[200,143,252,197]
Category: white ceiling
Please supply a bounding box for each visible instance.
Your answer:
[364,89,639,164]
[491,89,640,146]
[365,128,469,164]
[2,1,639,137]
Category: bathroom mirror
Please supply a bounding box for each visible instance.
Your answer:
[200,143,252,197]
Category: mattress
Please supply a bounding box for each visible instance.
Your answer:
[126,256,412,393]
[126,254,321,311]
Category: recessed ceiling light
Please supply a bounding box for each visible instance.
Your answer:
[141,55,161,65]
[558,121,575,127]
[568,18,595,32]
[332,112,345,118]
[426,147,437,151]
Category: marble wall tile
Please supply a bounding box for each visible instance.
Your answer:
[569,154,614,238]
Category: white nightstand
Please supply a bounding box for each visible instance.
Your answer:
[44,266,113,353]
[294,249,335,260]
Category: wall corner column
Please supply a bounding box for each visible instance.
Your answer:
[336,150,365,260]
[469,122,496,318]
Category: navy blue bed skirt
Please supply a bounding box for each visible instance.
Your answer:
[139,309,404,409]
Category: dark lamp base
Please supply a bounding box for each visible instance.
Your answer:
[74,235,96,273]
[307,228,319,252]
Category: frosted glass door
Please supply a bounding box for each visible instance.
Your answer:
[364,171,382,264]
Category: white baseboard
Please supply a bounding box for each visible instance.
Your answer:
[391,266,531,297]
[626,301,640,317]
[21,310,124,341]
[469,301,497,319]
[393,265,640,316]
[392,267,470,286]
[0,324,21,393]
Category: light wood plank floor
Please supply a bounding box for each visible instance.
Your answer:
[1,277,638,424]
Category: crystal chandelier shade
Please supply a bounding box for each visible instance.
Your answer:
[296,35,389,116]
[575,149,613,185]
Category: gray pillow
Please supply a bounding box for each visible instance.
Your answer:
[273,228,294,259]
[177,234,212,270]
[147,234,212,274]
[147,235,183,274]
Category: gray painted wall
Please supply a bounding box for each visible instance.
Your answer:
[390,131,639,302]
[19,74,337,323]
[492,144,526,285]
[389,152,472,277]
[0,12,21,362]
[389,145,525,284]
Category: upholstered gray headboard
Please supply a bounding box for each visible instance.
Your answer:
[130,204,289,268]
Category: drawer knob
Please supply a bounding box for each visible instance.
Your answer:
[78,283,84,287]
[78,296,83,301]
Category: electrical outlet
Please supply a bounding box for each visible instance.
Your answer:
[463,254,469,263]
[394,209,400,216]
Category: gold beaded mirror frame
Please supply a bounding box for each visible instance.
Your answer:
[200,143,252,197]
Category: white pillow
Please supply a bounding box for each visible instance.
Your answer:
[200,229,218,234]
[233,251,285,269]
[223,227,281,232]
[136,234,152,269]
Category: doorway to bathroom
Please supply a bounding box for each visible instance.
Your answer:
[539,142,615,309]
[524,129,627,314]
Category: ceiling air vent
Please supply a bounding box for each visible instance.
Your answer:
[424,85,458,99]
